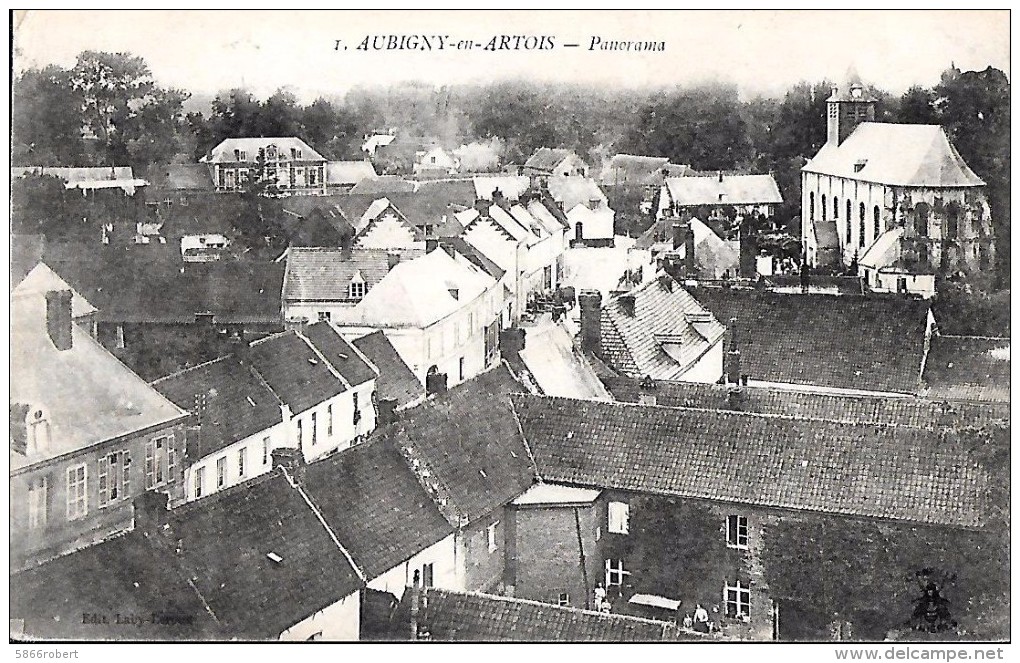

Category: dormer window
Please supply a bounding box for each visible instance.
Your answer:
[237,150,246,162]
[851,86,863,98]
[348,270,367,300]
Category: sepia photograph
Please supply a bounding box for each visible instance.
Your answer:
[7,8,1011,654]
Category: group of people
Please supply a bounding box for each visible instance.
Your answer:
[682,604,713,633]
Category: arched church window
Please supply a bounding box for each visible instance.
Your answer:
[859,203,866,247]
[873,206,881,240]
[946,201,961,239]
[914,203,930,237]
[833,197,839,219]
[821,195,827,221]
[809,192,815,221]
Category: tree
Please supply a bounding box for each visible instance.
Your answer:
[12,66,87,166]
[11,175,78,236]
[301,97,360,158]
[896,85,939,124]
[232,151,287,258]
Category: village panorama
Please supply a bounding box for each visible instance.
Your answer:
[9,36,1009,646]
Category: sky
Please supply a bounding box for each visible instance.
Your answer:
[12,10,1010,104]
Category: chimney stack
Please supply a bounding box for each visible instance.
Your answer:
[387,251,401,270]
[578,289,603,358]
[671,222,683,250]
[45,290,73,351]
[726,384,743,411]
[726,318,741,385]
[684,222,696,277]
[409,569,421,640]
[272,447,305,486]
[425,237,439,253]
[718,171,724,183]
[473,198,492,215]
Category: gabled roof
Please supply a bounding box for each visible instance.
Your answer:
[169,472,363,638]
[690,286,932,394]
[664,174,782,207]
[513,394,988,528]
[602,375,1009,429]
[860,227,904,270]
[526,199,570,233]
[598,154,670,186]
[303,439,454,579]
[246,330,349,415]
[600,275,726,380]
[524,148,580,172]
[302,321,379,387]
[438,237,506,280]
[637,218,739,278]
[803,123,985,187]
[386,365,537,524]
[351,197,424,241]
[15,262,97,318]
[282,247,423,303]
[922,335,1010,404]
[546,176,608,211]
[352,331,424,409]
[472,175,530,201]
[201,137,325,164]
[487,205,533,242]
[385,181,476,227]
[11,287,188,473]
[11,234,46,288]
[10,530,222,641]
[349,248,496,329]
[326,160,378,186]
[415,588,695,642]
[152,356,284,458]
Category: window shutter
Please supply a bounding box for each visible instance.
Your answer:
[98,456,109,505]
[145,441,155,489]
[122,452,131,498]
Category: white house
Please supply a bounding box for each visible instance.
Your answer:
[656,173,783,222]
[350,197,425,250]
[200,137,327,194]
[547,176,615,245]
[152,322,380,502]
[414,147,459,176]
[522,148,590,178]
[859,227,936,298]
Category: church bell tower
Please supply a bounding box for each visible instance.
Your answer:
[826,68,877,146]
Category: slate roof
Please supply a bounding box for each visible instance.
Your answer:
[326,160,378,186]
[282,247,423,303]
[152,356,284,458]
[922,335,1010,404]
[690,286,932,394]
[349,176,417,195]
[10,531,222,641]
[388,179,477,224]
[803,123,985,187]
[11,286,188,473]
[144,164,215,191]
[512,394,988,528]
[600,274,726,380]
[303,439,454,579]
[417,589,695,642]
[602,376,1009,429]
[386,365,537,524]
[860,227,904,271]
[438,237,506,280]
[246,331,348,415]
[168,472,363,639]
[302,321,379,387]
[637,217,739,278]
[599,154,670,186]
[201,137,325,164]
[353,331,424,409]
[524,148,577,172]
[664,174,783,207]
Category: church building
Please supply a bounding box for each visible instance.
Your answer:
[801,73,994,293]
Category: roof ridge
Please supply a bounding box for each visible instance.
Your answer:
[287,468,367,584]
[937,334,1011,342]
[296,327,352,390]
[150,355,233,385]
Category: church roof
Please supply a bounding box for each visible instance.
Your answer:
[803,123,985,187]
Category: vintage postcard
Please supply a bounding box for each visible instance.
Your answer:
[8,8,1010,657]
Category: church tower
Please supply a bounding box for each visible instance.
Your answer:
[826,68,877,146]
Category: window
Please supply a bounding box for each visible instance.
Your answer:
[317,311,331,322]
[846,199,852,229]
[216,457,226,489]
[311,412,318,446]
[194,467,205,499]
[833,197,839,220]
[98,450,131,507]
[596,526,601,541]
[808,192,815,221]
[914,202,930,236]
[349,281,366,300]
[327,404,334,437]
[297,418,304,446]
[608,501,630,534]
[946,202,961,239]
[605,559,630,587]
[858,203,866,247]
[558,593,570,607]
[724,581,751,618]
[487,521,499,553]
[821,194,827,221]
[28,475,49,530]
[846,218,852,246]
[66,464,87,520]
[459,357,465,381]
[422,563,434,588]
[238,447,247,478]
[145,436,172,489]
[238,150,247,162]
[353,392,361,425]
[726,515,748,549]
[874,206,881,240]
[263,437,271,465]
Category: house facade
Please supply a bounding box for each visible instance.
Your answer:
[522,148,590,179]
[801,79,993,279]
[201,137,327,195]
[656,173,783,223]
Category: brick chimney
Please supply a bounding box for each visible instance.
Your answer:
[726,384,744,411]
[45,290,73,351]
[272,447,305,485]
[474,198,492,215]
[726,318,741,385]
[578,289,602,357]
[409,569,422,640]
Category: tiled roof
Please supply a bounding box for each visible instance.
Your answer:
[11,287,187,473]
[922,335,1010,404]
[10,531,222,641]
[600,274,726,380]
[144,163,215,191]
[303,321,378,387]
[512,394,988,528]
[353,331,424,409]
[524,148,576,172]
[418,589,695,642]
[602,376,1009,429]
[246,331,348,415]
[690,286,932,394]
[387,180,477,225]
[636,217,739,278]
[303,439,454,579]
[664,174,782,207]
[386,365,537,524]
[803,124,985,187]
[282,247,423,303]
[598,154,670,186]
[326,160,378,186]
[201,137,325,164]
[437,238,506,280]
[169,472,363,638]
[152,356,284,458]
